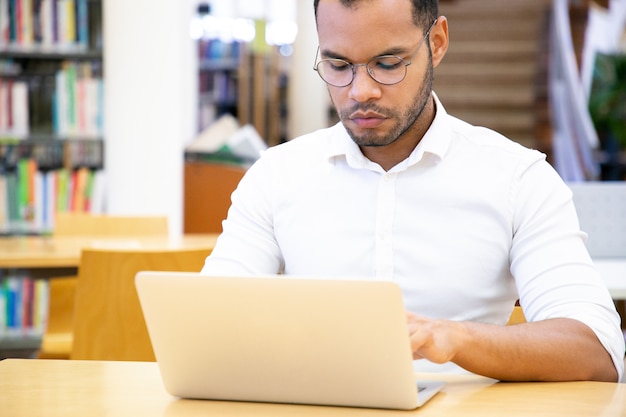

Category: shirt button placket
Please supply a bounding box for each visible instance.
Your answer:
[374,173,396,280]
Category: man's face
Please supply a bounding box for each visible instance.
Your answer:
[315,0,434,149]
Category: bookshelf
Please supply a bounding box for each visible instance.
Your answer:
[197,38,242,134]
[196,37,289,147]
[1,0,104,357]
[0,269,49,358]
[0,0,104,235]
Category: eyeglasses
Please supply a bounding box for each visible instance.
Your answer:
[313,19,437,87]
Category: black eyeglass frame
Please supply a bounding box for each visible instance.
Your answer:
[313,19,438,87]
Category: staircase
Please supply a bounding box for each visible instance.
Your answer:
[435,0,553,155]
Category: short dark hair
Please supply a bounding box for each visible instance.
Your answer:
[313,0,438,33]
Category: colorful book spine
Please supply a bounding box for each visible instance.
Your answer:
[10,80,29,138]
[0,0,9,46]
[0,163,103,234]
[0,0,98,49]
[16,158,36,222]
[75,0,87,47]
[0,273,49,337]
[0,174,7,232]
[20,0,33,45]
[0,78,7,136]
[70,165,87,212]
[42,169,56,231]
[5,172,19,226]
[7,0,17,43]
[53,61,104,138]
[55,167,69,213]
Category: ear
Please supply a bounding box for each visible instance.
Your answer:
[430,16,449,68]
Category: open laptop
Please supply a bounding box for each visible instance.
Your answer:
[135,271,444,410]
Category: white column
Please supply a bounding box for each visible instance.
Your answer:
[103,0,197,236]
[288,0,330,139]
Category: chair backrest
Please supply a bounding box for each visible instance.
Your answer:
[54,213,169,237]
[506,305,527,325]
[37,276,78,359]
[70,247,213,361]
[184,161,246,233]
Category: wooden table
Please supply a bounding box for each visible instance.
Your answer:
[0,234,219,271]
[0,234,219,355]
[1,359,625,417]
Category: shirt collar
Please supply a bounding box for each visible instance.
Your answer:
[325,92,452,171]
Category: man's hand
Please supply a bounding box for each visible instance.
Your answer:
[406,312,466,363]
[405,311,619,382]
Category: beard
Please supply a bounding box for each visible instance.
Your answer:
[336,59,434,148]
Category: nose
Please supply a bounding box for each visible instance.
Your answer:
[347,64,382,102]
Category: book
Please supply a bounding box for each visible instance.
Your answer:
[5,172,19,225]
[16,158,33,221]
[39,0,54,46]
[4,276,20,332]
[55,0,75,46]
[32,0,42,43]
[42,168,56,231]
[185,113,267,166]
[75,0,87,48]
[21,276,33,332]
[0,281,5,333]
[20,0,33,45]
[64,61,77,135]
[0,0,9,46]
[0,274,49,336]
[55,167,69,212]
[76,61,87,134]
[186,113,239,154]
[83,166,93,211]
[11,80,30,137]
[54,64,67,135]
[0,174,7,232]
[0,78,9,136]
[33,168,43,230]
[33,278,49,333]
[88,168,104,214]
[70,165,88,211]
[5,78,13,133]
[8,0,17,43]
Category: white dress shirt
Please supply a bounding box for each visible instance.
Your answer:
[202,93,625,378]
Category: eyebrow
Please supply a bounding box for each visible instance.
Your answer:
[320,45,412,62]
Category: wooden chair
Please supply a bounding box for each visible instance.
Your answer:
[506,299,527,325]
[37,277,77,359]
[70,247,212,361]
[506,305,527,325]
[37,214,169,359]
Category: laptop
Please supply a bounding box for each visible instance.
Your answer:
[135,271,445,410]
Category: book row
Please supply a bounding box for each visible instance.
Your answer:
[0,0,102,50]
[0,160,105,234]
[0,273,49,338]
[0,60,104,139]
[0,139,103,171]
[198,38,242,62]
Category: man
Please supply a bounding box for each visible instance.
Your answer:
[202,0,625,382]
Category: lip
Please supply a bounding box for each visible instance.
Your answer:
[349,112,387,129]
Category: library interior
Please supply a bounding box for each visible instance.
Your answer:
[1,0,626,415]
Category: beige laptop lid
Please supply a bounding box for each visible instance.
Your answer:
[135,271,444,410]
